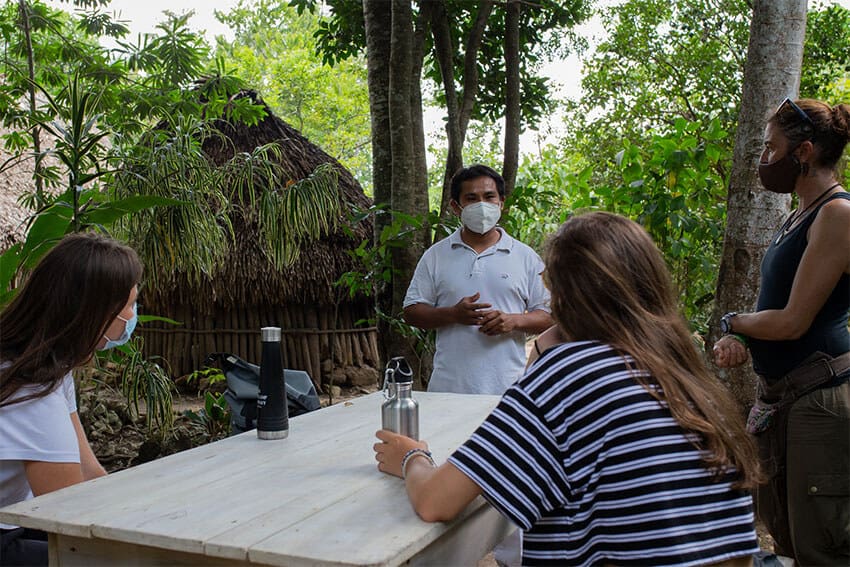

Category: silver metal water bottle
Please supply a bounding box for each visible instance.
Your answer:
[381,356,419,440]
[257,327,289,440]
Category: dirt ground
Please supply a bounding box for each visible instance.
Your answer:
[80,380,378,472]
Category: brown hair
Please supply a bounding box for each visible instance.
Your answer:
[544,212,761,489]
[0,232,143,407]
[771,98,850,169]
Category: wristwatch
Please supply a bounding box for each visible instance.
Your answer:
[719,312,737,335]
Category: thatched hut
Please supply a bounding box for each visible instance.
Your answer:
[138,92,378,389]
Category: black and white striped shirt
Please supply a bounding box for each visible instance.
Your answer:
[449,341,758,566]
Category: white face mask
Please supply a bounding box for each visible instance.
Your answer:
[460,202,501,234]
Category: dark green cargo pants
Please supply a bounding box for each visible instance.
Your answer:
[756,379,850,566]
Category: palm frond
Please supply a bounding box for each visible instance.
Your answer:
[259,162,341,269]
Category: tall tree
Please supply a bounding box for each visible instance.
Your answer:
[711,0,808,405]
[502,0,521,195]
[304,0,588,216]
[361,0,428,373]
[429,0,494,218]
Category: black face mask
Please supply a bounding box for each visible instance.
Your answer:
[758,147,802,194]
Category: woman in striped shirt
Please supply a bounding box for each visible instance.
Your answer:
[374,211,763,566]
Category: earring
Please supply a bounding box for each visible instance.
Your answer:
[801,162,810,176]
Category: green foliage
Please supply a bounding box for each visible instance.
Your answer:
[544,0,850,329]
[509,118,727,329]
[183,391,231,440]
[450,0,591,128]
[185,366,227,389]
[213,0,372,187]
[571,0,750,185]
[337,204,426,299]
[607,119,727,327]
[114,121,343,287]
[337,203,436,356]
[802,3,850,102]
[303,0,591,130]
[502,146,584,251]
[117,339,175,434]
[0,71,184,305]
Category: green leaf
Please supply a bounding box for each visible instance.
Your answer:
[138,314,183,325]
[80,196,187,226]
[20,207,73,268]
[0,243,23,296]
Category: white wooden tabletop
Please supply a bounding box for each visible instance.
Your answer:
[0,391,505,566]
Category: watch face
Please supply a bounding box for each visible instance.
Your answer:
[720,312,735,334]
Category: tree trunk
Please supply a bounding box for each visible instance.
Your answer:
[710,0,807,407]
[363,0,393,367]
[18,0,44,203]
[406,0,433,386]
[502,0,521,198]
[387,0,423,377]
[430,0,464,218]
[436,1,495,220]
[411,3,431,252]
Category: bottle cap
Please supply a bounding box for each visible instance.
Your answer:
[261,327,281,342]
[388,356,413,384]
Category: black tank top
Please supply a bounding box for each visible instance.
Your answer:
[749,192,850,381]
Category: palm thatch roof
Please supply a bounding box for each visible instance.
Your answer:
[141,90,373,312]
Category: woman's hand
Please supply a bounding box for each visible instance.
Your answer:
[373,430,428,478]
[713,335,749,368]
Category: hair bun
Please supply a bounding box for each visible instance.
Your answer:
[832,103,850,141]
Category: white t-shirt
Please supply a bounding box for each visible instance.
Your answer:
[0,371,79,529]
[404,228,550,394]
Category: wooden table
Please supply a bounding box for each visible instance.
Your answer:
[0,392,513,566]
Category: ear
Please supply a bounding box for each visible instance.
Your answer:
[795,140,815,163]
[450,199,462,216]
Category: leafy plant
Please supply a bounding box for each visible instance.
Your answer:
[183,391,231,441]
[0,72,185,306]
[185,366,227,390]
[118,338,175,434]
[337,203,436,358]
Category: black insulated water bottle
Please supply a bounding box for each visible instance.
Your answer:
[257,327,289,439]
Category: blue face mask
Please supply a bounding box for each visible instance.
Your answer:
[100,303,138,350]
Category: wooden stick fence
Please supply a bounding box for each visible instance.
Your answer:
[139,304,379,391]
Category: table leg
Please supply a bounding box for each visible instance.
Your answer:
[407,505,514,566]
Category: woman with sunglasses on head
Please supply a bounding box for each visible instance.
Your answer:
[376,212,762,566]
[714,98,850,565]
[0,232,142,566]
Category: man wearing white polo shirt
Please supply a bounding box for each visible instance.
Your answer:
[403,164,552,395]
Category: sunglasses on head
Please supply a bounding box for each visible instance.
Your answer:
[776,97,815,130]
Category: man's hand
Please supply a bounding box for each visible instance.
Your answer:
[477,310,518,336]
[452,292,492,326]
[713,335,749,368]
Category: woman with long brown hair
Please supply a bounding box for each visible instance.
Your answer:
[375,211,761,566]
[0,232,142,566]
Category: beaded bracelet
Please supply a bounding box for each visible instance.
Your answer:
[400,448,436,479]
